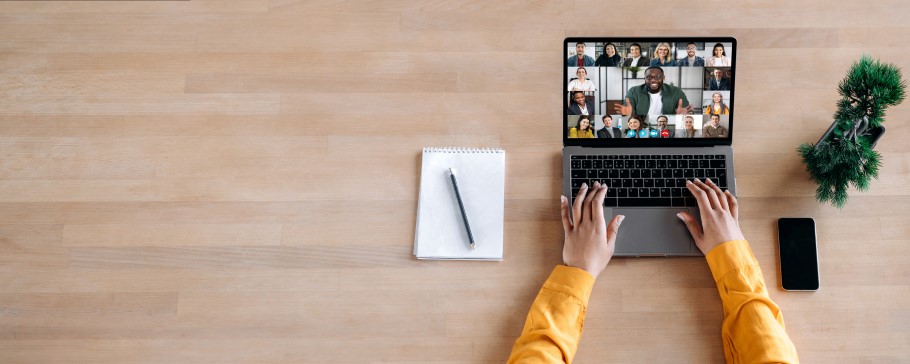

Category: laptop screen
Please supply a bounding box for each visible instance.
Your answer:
[564,37,736,146]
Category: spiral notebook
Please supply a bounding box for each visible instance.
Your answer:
[414,147,505,260]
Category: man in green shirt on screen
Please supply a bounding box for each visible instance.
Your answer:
[614,66,694,117]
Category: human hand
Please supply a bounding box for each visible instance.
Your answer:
[675,99,694,115]
[613,98,632,116]
[561,181,625,279]
[677,178,744,255]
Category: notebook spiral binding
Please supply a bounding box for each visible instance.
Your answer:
[424,147,504,154]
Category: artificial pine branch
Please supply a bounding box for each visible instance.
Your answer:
[799,55,905,208]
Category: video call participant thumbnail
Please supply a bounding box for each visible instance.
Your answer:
[703,114,729,138]
[623,115,652,138]
[568,91,593,115]
[567,67,596,91]
[704,92,730,115]
[597,115,622,138]
[650,42,676,67]
[595,42,622,67]
[614,67,693,117]
[569,116,595,138]
[622,43,649,67]
[675,115,702,138]
[707,68,731,90]
[655,115,673,138]
[678,42,705,67]
[706,42,731,67]
[567,42,595,67]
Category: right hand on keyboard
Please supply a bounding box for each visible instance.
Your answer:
[676,178,744,255]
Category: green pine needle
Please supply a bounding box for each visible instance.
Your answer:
[800,55,904,208]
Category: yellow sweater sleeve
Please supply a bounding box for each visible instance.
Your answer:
[706,240,800,364]
[507,265,595,364]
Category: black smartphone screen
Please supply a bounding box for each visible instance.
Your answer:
[778,218,820,291]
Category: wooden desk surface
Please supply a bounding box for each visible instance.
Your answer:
[1,1,908,362]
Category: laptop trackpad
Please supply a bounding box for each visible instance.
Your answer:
[610,208,696,255]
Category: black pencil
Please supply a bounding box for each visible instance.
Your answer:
[448,168,476,250]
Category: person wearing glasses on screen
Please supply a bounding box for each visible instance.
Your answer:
[567,67,596,92]
[678,42,705,67]
[705,43,731,67]
[568,91,592,115]
[703,92,731,115]
[621,43,650,67]
[569,116,595,138]
[567,42,595,67]
[650,42,677,66]
[703,114,729,138]
[622,115,651,138]
[655,115,674,138]
[595,42,622,67]
[675,115,702,138]
[613,67,693,117]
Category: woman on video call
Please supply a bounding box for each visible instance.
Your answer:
[623,115,650,138]
[595,42,622,67]
[567,67,596,91]
[705,43,731,67]
[703,92,731,115]
[675,115,703,138]
[650,42,676,66]
[569,116,595,138]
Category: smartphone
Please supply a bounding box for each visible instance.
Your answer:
[777,218,820,291]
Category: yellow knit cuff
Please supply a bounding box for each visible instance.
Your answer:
[543,265,596,305]
[705,240,758,282]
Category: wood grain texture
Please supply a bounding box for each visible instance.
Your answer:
[1,0,909,362]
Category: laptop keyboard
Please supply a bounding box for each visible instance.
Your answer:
[570,154,728,207]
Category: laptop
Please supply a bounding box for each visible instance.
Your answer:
[562,37,738,257]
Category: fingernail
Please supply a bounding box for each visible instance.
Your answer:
[706,178,713,184]
[560,195,567,204]
[694,178,701,183]
[581,183,587,188]
[618,215,625,224]
[686,180,692,185]
[676,212,684,220]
